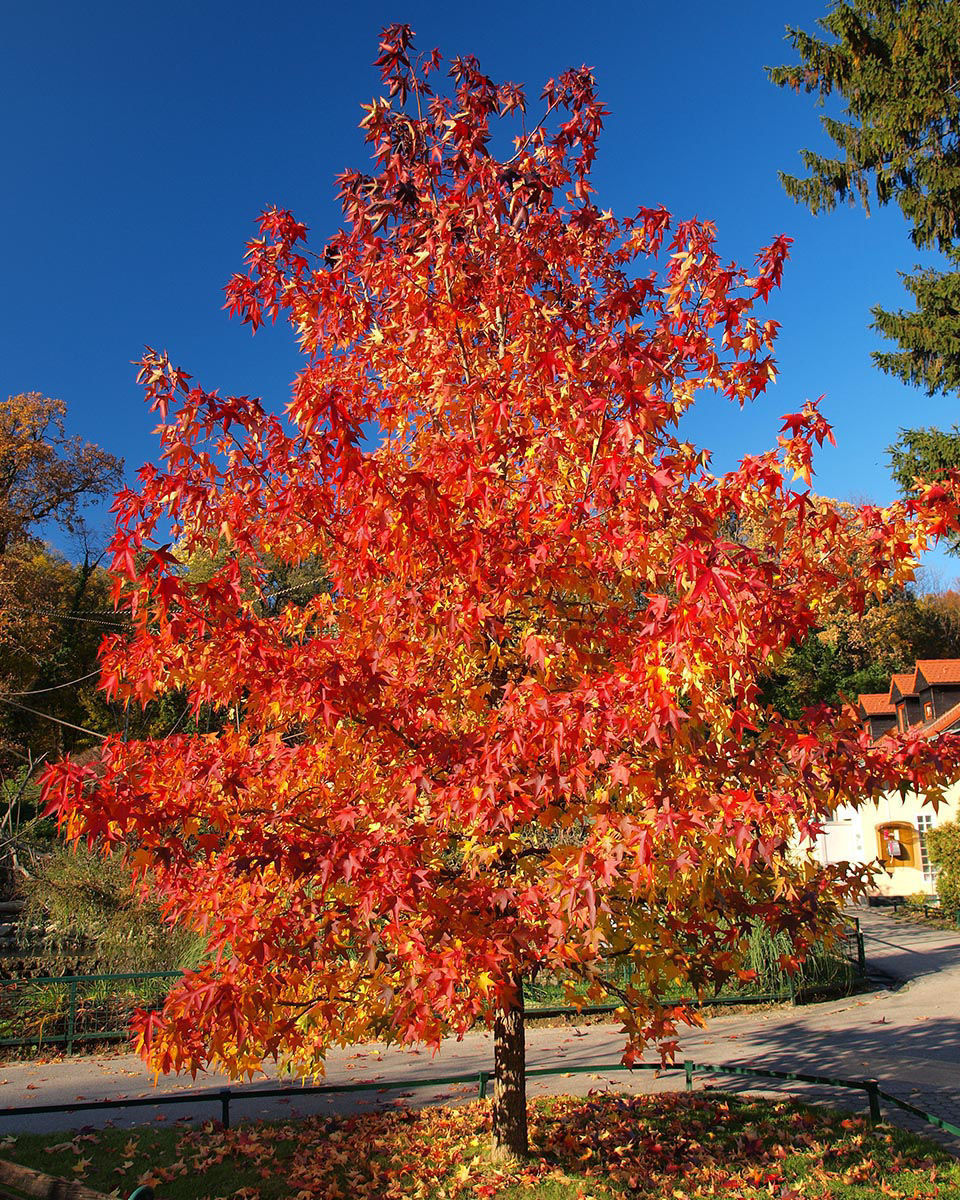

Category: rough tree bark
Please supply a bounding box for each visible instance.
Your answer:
[491,973,528,1159]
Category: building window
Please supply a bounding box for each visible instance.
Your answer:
[917,814,936,884]
[898,705,906,731]
[924,701,934,721]
[876,822,919,869]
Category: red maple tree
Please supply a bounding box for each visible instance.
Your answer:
[45,27,960,1156]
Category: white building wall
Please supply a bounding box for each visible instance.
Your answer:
[811,784,958,898]
[858,782,959,898]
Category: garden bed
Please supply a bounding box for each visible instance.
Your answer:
[5,1092,957,1198]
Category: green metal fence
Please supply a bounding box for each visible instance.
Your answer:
[0,920,867,1052]
[523,919,867,1016]
[0,1058,955,1143]
[0,971,180,1053]
[889,896,960,925]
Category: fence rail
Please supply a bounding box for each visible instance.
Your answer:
[0,1057,954,1143]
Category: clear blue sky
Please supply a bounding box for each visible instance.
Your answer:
[3,0,956,583]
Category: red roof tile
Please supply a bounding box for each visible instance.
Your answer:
[858,693,895,716]
[915,658,960,688]
[923,698,960,736]
[888,673,917,702]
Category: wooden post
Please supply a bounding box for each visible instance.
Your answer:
[491,974,528,1160]
[0,1157,110,1200]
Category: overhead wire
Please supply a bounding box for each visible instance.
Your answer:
[5,603,128,629]
[0,697,107,740]
[0,670,101,697]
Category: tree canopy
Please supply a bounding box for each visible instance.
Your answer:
[762,583,960,716]
[0,393,123,769]
[44,27,960,1157]
[0,393,122,555]
[768,0,960,397]
[888,424,960,554]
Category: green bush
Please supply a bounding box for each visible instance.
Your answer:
[745,923,855,996]
[926,821,960,914]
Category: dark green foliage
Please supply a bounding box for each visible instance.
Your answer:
[926,820,960,911]
[873,263,960,396]
[760,587,960,716]
[769,0,960,397]
[889,424,960,552]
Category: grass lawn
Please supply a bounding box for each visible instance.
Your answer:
[4,1092,958,1199]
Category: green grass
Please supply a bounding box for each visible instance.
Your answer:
[4,1092,958,1199]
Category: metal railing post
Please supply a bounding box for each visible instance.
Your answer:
[684,1060,693,1092]
[854,918,866,977]
[66,979,77,1055]
[219,1088,231,1129]
[865,1079,881,1124]
[477,1071,488,1100]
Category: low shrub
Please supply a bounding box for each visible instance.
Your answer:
[926,822,960,915]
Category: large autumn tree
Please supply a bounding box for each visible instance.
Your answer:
[46,29,960,1157]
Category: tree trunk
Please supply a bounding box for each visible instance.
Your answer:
[491,973,528,1159]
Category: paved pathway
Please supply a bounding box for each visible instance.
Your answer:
[0,908,958,1149]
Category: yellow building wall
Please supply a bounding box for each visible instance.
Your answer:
[859,782,959,898]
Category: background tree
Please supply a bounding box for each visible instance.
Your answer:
[0,393,122,556]
[926,820,960,913]
[0,546,119,769]
[762,583,960,715]
[768,0,960,397]
[46,28,960,1158]
[0,392,123,768]
[889,425,960,553]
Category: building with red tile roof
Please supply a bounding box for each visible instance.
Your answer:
[914,659,960,687]
[811,659,960,899]
[888,672,916,701]
[887,672,922,729]
[857,693,897,741]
